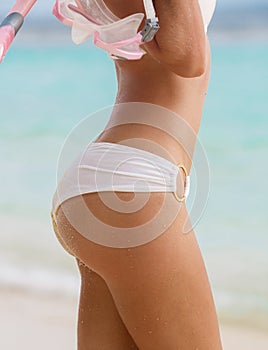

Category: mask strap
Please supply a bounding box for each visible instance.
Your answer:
[143,0,157,20]
[141,0,159,42]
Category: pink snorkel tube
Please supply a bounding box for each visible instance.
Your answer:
[0,0,37,63]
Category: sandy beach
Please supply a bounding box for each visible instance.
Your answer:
[1,288,268,349]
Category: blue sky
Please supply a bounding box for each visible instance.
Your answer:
[0,0,267,20]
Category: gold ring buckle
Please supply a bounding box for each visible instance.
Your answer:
[173,164,189,202]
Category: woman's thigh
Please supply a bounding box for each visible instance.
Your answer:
[54,192,222,349]
[76,259,138,350]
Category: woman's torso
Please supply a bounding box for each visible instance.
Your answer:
[94,1,212,169]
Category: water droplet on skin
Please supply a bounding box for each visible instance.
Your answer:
[148,330,153,334]
[156,317,160,321]
[81,320,84,324]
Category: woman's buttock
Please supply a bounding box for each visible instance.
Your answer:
[53,191,189,276]
[51,138,190,274]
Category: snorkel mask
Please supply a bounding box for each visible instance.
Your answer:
[53,0,160,60]
[0,0,37,63]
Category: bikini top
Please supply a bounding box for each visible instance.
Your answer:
[53,0,217,61]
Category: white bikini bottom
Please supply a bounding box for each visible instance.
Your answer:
[51,141,190,218]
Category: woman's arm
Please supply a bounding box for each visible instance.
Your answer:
[143,0,206,78]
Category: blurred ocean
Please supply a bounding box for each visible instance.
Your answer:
[0,5,268,332]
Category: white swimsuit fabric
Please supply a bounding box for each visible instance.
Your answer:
[52,142,189,215]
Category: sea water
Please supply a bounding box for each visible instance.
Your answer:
[0,39,267,330]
